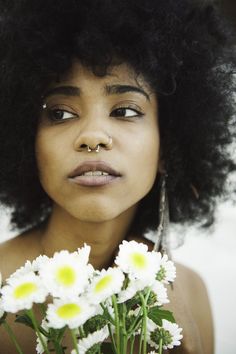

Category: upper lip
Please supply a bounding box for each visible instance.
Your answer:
[68,161,121,178]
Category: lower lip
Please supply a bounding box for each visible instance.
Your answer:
[68,175,121,187]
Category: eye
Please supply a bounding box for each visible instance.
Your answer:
[47,108,78,122]
[110,107,144,119]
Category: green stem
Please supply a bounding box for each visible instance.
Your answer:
[139,292,148,354]
[121,303,128,353]
[27,309,50,354]
[57,327,67,342]
[100,303,115,325]
[70,329,79,354]
[127,307,143,336]
[108,323,117,353]
[158,337,163,354]
[138,325,143,354]
[49,327,65,353]
[129,335,135,354]
[3,321,25,354]
[112,295,120,354]
[78,326,85,338]
[53,340,65,354]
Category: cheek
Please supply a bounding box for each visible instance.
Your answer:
[34,130,64,187]
[126,123,160,194]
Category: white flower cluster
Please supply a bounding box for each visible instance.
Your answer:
[147,319,183,350]
[0,241,182,354]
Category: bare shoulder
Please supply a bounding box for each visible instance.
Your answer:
[175,263,212,307]
[0,228,42,279]
[169,262,214,354]
[175,263,213,324]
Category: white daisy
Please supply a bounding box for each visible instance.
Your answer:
[147,319,183,350]
[161,320,183,349]
[151,281,169,306]
[0,299,4,319]
[1,272,48,313]
[46,297,96,329]
[71,326,109,354]
[87,267,124,304]
[7,260,34,281]
[115,240,160,281]
[32,255,50,272]
[39,248,93,298]
[77,244,91,265]
[36,318,49,354]
[156,254,176,284]
[148,351,158,354]
[117,277,150,303]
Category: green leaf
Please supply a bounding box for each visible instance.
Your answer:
[148,307,176,326]
[15,313,50,338]
[126,293,142,310]
[0,311,7,325]
[83,314,108,335]
[86,343,102,354]
[15,313,35,330]
[100,342,114,353]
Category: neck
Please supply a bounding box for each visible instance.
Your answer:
[39,204,137,270]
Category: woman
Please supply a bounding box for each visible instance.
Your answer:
[0,0,235,352]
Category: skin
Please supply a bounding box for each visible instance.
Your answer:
[0,62,214,353]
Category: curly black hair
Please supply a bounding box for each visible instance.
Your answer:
[0,0,235,235]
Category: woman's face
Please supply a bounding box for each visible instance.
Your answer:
[35,61,160,222]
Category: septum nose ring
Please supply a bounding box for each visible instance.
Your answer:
[87,145,100,153]
[87,136,112,153]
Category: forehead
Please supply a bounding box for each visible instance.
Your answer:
[53,61,153,94]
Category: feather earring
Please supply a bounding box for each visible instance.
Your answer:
[153,173,170,254]
[143,173,171,256]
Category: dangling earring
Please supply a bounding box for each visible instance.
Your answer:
[143,172,171,255]
[153,173,170,255]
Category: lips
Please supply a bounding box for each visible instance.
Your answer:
[68,161,121,178]
[68,161,122,187]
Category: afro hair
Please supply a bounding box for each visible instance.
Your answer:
[0,0,235,235]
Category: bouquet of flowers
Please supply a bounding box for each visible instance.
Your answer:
[0,240,182,354]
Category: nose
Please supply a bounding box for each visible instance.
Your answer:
[73,119,113,152]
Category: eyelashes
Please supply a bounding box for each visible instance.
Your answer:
[47,109,78,122]
[110,107,144,119]
[42,104,145,123]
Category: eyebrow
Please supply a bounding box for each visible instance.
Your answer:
[104,84,150,101]
[43,84,150,101]
[43,86,81,98]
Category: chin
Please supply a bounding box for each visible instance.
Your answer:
[64,200,120,222]
[73,208,120,223]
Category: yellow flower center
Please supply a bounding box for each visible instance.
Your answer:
[130,253,147,269]
[94,275,112,293]
[13,282,38,299]
[56,266,76,286]
[57,303,81,319]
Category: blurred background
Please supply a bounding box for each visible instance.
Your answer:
[172,200,236,354]
[0,0,235,353]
